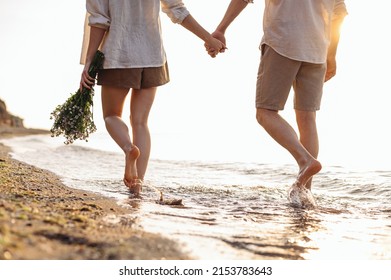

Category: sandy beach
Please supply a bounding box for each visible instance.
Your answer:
[0,127,188,260]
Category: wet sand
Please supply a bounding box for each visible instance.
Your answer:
[0,127,188,260]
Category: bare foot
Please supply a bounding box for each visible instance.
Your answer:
[288,181,317,209]
[123,144,140,187]
[124,178,143,197]
[297,159,322,187]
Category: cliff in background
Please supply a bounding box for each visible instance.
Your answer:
[0,99,24,128]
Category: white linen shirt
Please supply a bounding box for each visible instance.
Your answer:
[80,0,190,69]
[258,0,348,64]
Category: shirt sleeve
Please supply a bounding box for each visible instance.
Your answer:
[161,0,190,24]
[86,0,111,30]
[333,0,348,19]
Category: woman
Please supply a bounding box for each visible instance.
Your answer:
[80,0,224,196]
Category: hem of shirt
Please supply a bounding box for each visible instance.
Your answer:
[259,42,326,64]
[102,62,167,69]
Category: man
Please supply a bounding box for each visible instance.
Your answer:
[209,0,347,207]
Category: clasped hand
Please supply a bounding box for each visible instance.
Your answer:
[205,31,227,58]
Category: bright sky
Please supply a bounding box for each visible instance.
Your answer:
[1,0,390,170]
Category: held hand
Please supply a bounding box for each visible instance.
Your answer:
[204,31,227,58]
[79,63,95,91]
[324,56,337,82]
[211,30,226,50]
[205,37,226,58]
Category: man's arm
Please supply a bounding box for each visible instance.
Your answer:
[325,15,347,82]
[212,0,251,46]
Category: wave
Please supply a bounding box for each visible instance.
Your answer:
[2,134,391,259]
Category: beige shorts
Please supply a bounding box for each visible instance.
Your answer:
[97,62,170,89]
[256,45,326,111]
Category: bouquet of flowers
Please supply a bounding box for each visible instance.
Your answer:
[50,51,104,144]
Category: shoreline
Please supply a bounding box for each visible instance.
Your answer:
[0,127,189,260]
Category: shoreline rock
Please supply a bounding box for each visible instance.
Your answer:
[0,99,24,128]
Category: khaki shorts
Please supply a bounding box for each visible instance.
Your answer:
[97,62,170,89]
[256,45,326,111]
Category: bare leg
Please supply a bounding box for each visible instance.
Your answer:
[101,86,140,193]
[296,110,319,190]
[256,108,321,187]
[130,87,157,181]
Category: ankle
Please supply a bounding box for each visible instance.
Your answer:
[124,144,140,161]
[123,143,135,152]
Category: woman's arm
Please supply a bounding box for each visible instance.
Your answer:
[80,0,110,89]
[80,26,106,90]
[180,14,226,57]
[161,0,225,57]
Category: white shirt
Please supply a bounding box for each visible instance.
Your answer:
[260,0,348,64]
[81,0,190,68]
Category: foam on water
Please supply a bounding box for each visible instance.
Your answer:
[2,134,391,259]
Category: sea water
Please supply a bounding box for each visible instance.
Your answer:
[2,133,391,260]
